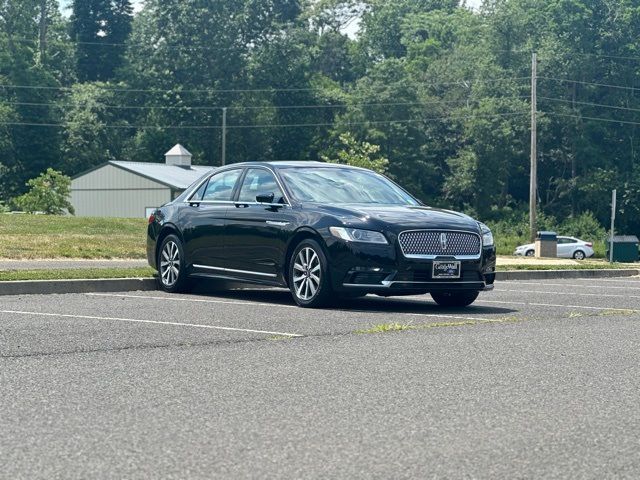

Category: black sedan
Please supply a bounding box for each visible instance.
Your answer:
[147,162,496,308]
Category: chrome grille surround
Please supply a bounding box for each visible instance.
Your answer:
[398,230,482,259]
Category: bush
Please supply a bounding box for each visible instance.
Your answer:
[12,169,75,215]
[484,210,608,257]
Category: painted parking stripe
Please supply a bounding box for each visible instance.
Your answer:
[495,288,640,299]
[90,293,509,324]
[0,310,303,337]
[477,299,637,312]
[88,292,298,309]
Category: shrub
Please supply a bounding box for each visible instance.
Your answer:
[12,168,75,215]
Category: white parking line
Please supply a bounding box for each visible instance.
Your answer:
[497,281,640,291]
[0,310,303,337]
[88,293,298,309]
[495,289,640,299]
[477,300,637,312]
[90,293,509,325]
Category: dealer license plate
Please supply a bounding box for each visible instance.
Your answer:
[432,261,461,279]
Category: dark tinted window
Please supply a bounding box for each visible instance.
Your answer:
[202,170,242,201]
[238,168,285,203]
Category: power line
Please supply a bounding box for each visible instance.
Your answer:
[544,111,640,126]
[539,76,640,92]
[0,95,530,112]
[8,35,243,51]
[539,96,640,113]
[0,111,528,130]
[0,76,531,95]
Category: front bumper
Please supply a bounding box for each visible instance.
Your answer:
[325,237,497,294]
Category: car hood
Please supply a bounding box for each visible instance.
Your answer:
[308,203,481,233]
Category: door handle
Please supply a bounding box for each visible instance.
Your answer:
[235,203,250,209]
[266,221,290,226]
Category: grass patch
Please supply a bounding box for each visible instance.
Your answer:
[355,317,521,334]
[496,262,636,271]
[357,322,414,334]
[598,309,636,317]
[0,214,147,259]
[0,267,155,282]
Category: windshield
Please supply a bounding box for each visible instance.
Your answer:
[279,167,419,205]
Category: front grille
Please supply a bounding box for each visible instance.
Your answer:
[398,230,481,257]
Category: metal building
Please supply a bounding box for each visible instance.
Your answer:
[71,144,212,218]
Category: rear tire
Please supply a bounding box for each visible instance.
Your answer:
[431,290,479,307]
[157,234,191,293]
[573,250,586,260]
[288,239,333,308]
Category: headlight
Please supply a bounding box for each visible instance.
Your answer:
[478,222,494,247]
[329,227,388,245]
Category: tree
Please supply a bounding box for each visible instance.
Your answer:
[322,132,388,173]
[60,82,129,174]
[69,0,133,81]
[13,168,75,215]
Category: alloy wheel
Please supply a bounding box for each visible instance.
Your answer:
[574,250,585,260]
[160,240,180,286]
[292,247,321,301]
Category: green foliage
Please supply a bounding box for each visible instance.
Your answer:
[2,0,640,238]
[13,168,75,215]
[70,0,133,81]
[321,133,389,173]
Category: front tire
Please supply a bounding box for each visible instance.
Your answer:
[288,239,333,308]
[431,290,479,308]
[525,250,535,257]
[157,234,190,293]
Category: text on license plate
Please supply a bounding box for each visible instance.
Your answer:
[432,261,461,279]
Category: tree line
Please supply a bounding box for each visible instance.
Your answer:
[1,0,639,234]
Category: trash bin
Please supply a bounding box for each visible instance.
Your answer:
[535,231,557,258]
[607,235,639,263]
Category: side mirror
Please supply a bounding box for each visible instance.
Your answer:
[256,192,275,204]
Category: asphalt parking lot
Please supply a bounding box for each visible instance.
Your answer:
[2,277,640,479]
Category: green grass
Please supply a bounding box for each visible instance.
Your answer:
[0,214,147,259]
[0,267,155,282]
[496,262,637,271]
[356,322,414,334]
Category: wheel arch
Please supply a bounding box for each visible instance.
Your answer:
[282,227,326,287]
[156,223,184,264]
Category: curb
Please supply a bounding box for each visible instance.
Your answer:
[0,278,157,296]
[496,269,639,281]
[0,269,638,296]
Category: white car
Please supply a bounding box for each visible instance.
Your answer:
[514,236,595,260]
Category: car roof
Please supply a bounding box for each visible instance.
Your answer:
[223,161,364,170]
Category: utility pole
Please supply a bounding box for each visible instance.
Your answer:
[609,189,617,263]
[221,107,227,166]
[530,52,538,242]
